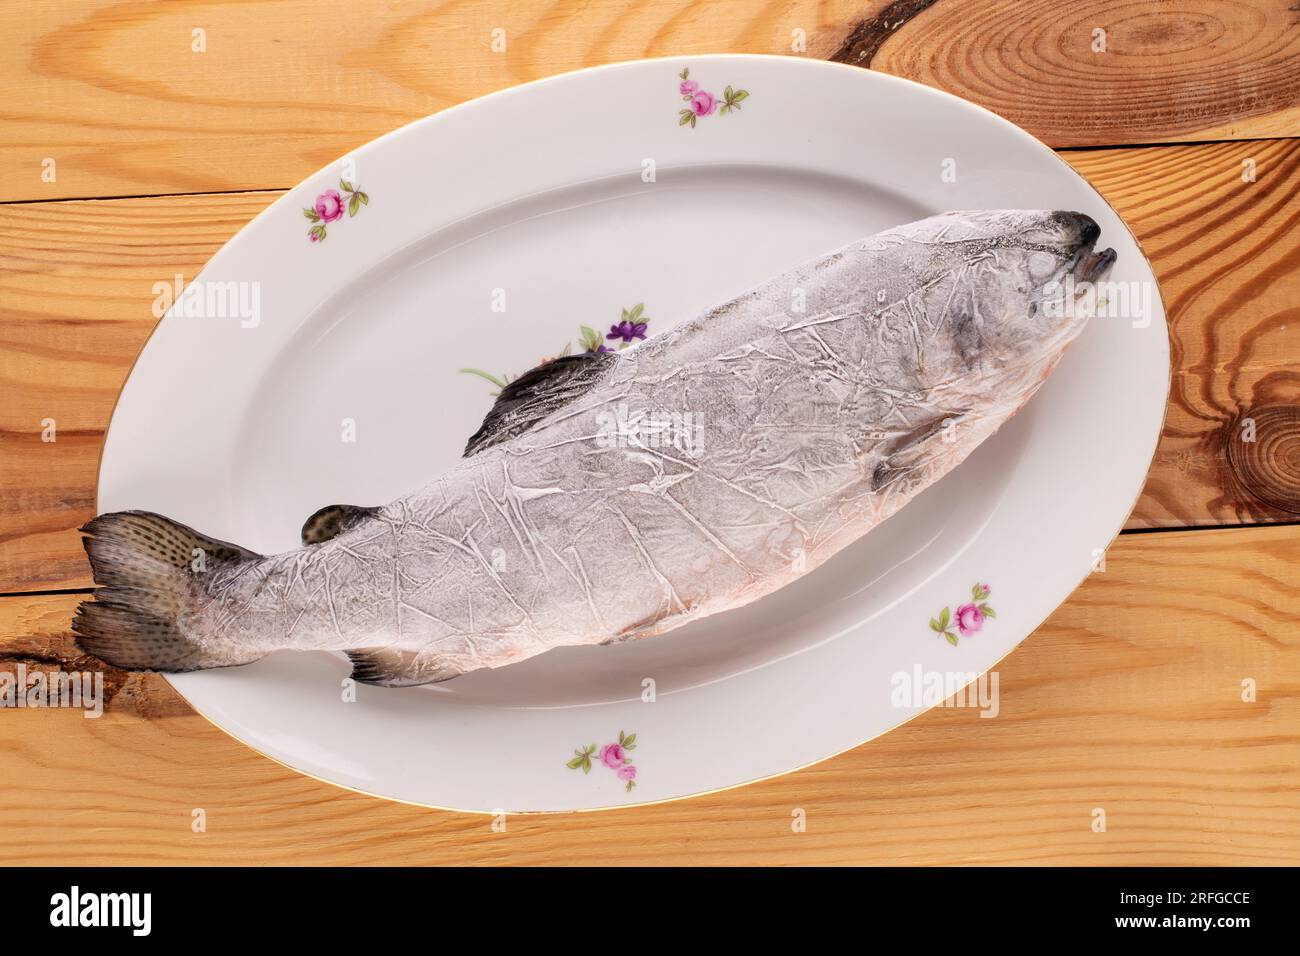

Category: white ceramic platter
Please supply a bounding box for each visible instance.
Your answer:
[98,55,1168,812]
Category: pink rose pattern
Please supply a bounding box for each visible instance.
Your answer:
[677,67,749,128]
[599,743,626,769]
[303,178,370,242]
[315,190,344,223]
[567,730,639,791]
[929,583,996,646]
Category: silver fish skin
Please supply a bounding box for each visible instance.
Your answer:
[75,210,1114,686]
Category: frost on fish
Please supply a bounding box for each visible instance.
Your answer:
[74,211,1114,687]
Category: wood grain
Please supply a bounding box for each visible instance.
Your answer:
[4,140,1299,592]
[2,0,1298,202]
[852,0,1300,147]
[1065,139,1300,526]
[2,524,1296,865]
[0,192,279,593]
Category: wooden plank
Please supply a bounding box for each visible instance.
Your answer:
[2,0,1298,202]
[1065,140,1300,526]
[3,140,1298,592]
[852,0,1300,148]
[1,524,1296,865]
[0,192,279,593]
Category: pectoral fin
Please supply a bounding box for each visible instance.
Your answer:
[872,412,967,491]
[464,351,613,457]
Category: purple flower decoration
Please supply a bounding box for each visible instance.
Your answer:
[607,320,647,343]
[605,303,649,348]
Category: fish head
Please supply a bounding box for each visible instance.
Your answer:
[910,209,1116,391]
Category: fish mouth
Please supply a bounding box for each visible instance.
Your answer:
[1057,212,1116,290]
[1078,247,1117,285]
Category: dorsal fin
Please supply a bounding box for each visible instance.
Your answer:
[301,504,380,545]
[464,351,613,457]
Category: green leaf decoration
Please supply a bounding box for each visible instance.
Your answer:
[938,607,950,629]
[724,85,734,99]
[567,746,598,772]
[679,110,694,126]
[348,193,361,217]
[680,67,689,80]
[623,733,636,749]
[309,224,326,242]
[628,303,644,321]
[339,178,354,193]
[929,618,941,632]
[303,208,321,221]
[980,605,996,618]
[459,368,509,389]
[358,192,369,205]
[733,89,748,102]
[945,632,958,647]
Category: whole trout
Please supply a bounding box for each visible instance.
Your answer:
[75,210,1115,686]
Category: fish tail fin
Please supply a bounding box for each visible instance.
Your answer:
[72,511,262,672]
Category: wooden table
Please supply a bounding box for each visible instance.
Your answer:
[2,0,1297,866]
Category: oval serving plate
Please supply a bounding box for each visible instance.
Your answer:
[98,54,1168,812]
